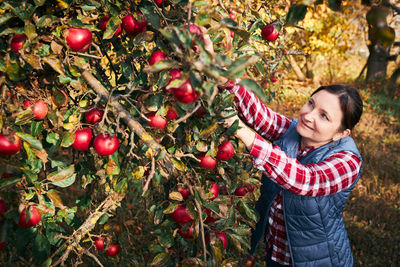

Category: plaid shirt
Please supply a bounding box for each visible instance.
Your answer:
[229,85,361,265]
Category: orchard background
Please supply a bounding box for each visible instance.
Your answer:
[0,0,399,266]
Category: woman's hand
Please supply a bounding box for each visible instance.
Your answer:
[223,115,256,151]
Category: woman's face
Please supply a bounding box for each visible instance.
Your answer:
[297,90,350,148]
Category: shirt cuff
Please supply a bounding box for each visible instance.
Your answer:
[249,133,273,168]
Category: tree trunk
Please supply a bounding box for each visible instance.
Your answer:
[366,43,389,81]
[288,55,306,81]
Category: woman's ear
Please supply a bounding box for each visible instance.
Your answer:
[333,129,351,142]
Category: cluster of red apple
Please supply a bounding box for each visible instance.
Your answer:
[64,12,147,53]
[72,108,120,156]
[93,236,120,257]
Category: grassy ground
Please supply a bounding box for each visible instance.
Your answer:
[264,77,400,266]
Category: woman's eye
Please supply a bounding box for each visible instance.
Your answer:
[321,113,328,120]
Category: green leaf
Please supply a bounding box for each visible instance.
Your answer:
[225,118,239,136]
[114,178,128,194]
[0,13,13,26]
[163,203,178,214]
[46,132,60,145]
[148,60,179,73]
[240,200,258,222]
[16,132,43,150]
[61,132,75,148]
[48,165,75,187]
[30,121,43,137]
[285,4,308,26]
[203,200,220,213]
[14,109,34,126]
[226,55,259,79]
[103,16,122,39]
[36,15,58,28]
[139,1,161,30]
[150,252,170,266]
[0,177,20,190]
[238,79,267,102]
[33,233,51,262]
[98,214,109,225]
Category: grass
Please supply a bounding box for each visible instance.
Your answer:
[264,79,400,266]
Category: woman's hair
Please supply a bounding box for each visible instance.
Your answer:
[311,85,363,131]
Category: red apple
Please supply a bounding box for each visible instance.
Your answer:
[72,128,93,151]
[234,186,247,197]
[215,231,228,250]
[66,28,93,52]
[85,108,104,124]
[94,237,105,250]
[171,204,192,224]
[270,77,278,83]
[207,182,219,200]
[98,16,122,37]
[178,187,191,200]
[148,51,166,66]
[261,24,278,42]
[0,241,5,251]
[178,223,195,239]
[166,107,178,120]
[23,99,31,108]
[10,34,27,53]
[0,132,22,156]
[204,208,218,223]
[188,24,202,35]
[245,184,255,192]
[171,79,198,104]
[106,244,120,257]
[32,100,48,120]
[122,12,147,36]
[18,205,42,228]
[244,255,255,267]
[0,199,6,217]
[198,153,217,170]
[229,13,236,21]
[93,133,119,156]
[147,112,168,130]
[216,141,235,161]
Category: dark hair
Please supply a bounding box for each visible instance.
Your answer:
[311,85,363,131]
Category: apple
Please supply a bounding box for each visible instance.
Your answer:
[72,128,93,151]
[98,16,122,37]
[198,153,217,170]
[171,204,192,224]
[94,237,105,250]
[23,99,31,108]
[147,112,168,130]
[178,223,195,239]
[261,24,278,42]
[216,141,235,161]
[178,187,191,200]
[166,107,178,120]
[93,133,119,156]
[204,208,218,223]
[234,186,247,197]
[10,34,27,53]
[215,231,228,250]
[207,182,219,200]
[1,172,13,179]
[0,199,6,217]
[0,241,5,251]
[18,205,42,228]
[188,24,202,35]
[245,184,255,192]
[148,51,166,66]
[66,28,93,52]
[32,100,48,120]
[229,13,236,21]
[244,255,255,267]
[0,132,22,156]
[270,77,278,83]
[171,79,198,104]
[106,244,120,257]
[85,108,104,124]
[122,12,147,36]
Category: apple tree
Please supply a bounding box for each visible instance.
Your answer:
[0,0,290,265]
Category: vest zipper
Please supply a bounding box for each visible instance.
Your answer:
[282,192,296,266]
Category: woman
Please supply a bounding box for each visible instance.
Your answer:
[223,83,363,266]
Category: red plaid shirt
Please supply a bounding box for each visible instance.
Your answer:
[228,85,361,265]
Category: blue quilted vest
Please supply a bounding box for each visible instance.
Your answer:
[250,119,362,267]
